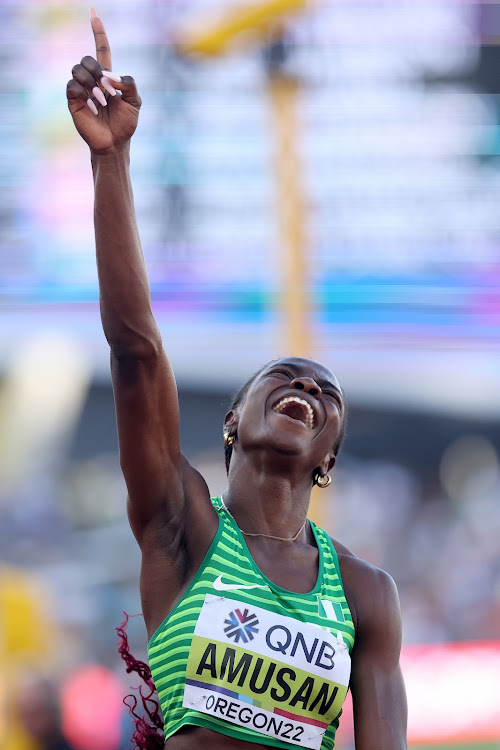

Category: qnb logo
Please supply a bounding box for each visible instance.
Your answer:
[223,609,259,644]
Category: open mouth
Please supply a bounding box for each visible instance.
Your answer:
[272,396,315,430]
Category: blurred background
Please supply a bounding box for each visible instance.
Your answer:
[0,1,499,749]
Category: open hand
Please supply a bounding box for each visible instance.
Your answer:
[66,9,141,153]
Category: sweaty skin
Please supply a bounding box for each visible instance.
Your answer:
[67,13,407,750]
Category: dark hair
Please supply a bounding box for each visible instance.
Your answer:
[333,395,348,459]
[224,359,347,474]
[116,614,164,750]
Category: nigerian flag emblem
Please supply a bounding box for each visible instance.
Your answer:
[317,596,346,623]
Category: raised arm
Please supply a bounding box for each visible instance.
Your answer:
[349,564,408,750]
[66,14,213,551]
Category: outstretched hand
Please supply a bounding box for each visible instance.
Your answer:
[67,9,141,153]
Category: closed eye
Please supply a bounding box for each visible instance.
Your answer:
[271,369,293,378]
[324,390,343,407]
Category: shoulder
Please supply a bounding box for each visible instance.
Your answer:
[330,536,401,644]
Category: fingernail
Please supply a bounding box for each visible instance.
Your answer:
[90,7,97,19]
[93,86,107,106]
[87,98,98,116]
[101,77,117,96]
[101,70,121,83]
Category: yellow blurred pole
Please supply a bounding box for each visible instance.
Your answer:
[174,2,315,357]
[176,0,309,57]
[268,72,311,358]
[268,70,325,524]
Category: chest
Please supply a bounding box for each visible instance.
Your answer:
[245,539,320,594]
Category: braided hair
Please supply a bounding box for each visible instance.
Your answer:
[116,614,164,749]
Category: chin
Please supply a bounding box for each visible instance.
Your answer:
[262,429,313,460]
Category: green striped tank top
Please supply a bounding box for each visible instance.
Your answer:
[148,497,355,750]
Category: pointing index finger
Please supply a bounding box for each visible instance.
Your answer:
[90,8,112,72]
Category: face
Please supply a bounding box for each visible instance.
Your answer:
[227,357,344,472]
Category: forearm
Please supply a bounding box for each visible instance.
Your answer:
[353,698,407,750]
[92,142,160,356]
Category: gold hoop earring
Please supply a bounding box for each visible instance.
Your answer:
[223,432,235,449]
[314,472,331,488]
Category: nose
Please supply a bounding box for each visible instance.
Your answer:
[290,377,322,400]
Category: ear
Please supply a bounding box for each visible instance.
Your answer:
[224,410,239,434]
[321,452,336,474]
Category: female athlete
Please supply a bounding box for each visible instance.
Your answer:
[66,11,407,750]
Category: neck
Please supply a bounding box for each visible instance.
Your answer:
[224,455,313,541]
[221,495,308,541]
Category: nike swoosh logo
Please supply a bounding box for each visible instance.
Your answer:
[213,575,267,592]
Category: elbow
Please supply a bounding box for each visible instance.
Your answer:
[104,318,162,361]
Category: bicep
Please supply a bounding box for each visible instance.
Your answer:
[111,347,185,534]
[350,570,408,750]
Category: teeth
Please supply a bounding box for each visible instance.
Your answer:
[272,396,315,430]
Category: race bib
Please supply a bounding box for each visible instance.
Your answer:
[183,594,351,749]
